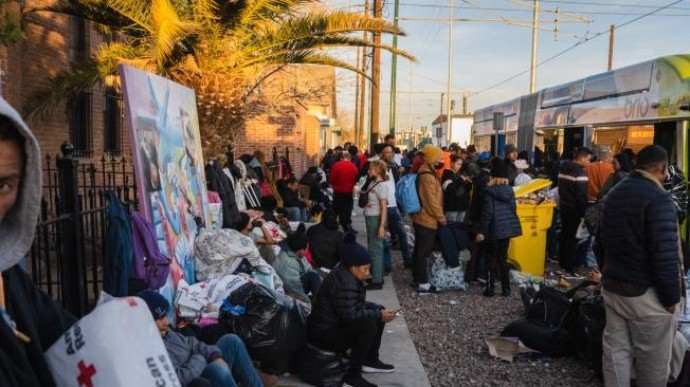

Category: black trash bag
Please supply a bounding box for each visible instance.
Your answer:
[294,342,349,387]
[526,287,575,329]
[502,318,577,357]
[219,282,307,375]
[572,294,605,378]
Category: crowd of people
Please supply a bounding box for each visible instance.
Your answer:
[2,81,690,387]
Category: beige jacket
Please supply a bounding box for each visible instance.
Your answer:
[411,163,446,229]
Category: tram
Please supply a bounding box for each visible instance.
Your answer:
[472,54,690,172]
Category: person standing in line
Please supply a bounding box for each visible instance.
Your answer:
[475,159,522,297]
[586,146,614,202]
[599,145,682,387]
[503,144,519,186]
[379,144,413,269]
[362,160,388,290]
[329,152,359,233]
[557,147,592,274]
[441,154,470,223]
[411,145,446,294]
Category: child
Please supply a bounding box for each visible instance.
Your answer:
[475,159,522,297]
[137,290,263,387]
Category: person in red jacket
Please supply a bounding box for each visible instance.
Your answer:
[329,152,360,232]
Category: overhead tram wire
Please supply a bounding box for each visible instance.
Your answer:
[470,0,685,97]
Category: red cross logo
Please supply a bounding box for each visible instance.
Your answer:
[77,360,96,387]
[127,297,138,307]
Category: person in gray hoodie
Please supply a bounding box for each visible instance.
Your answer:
[138,290,263,387]
[0,97,77,386]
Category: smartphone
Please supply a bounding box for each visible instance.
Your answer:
[390,307,403,315]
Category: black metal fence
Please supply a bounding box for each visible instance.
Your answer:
[29,142,137,317]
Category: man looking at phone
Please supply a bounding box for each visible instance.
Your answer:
[307,233,397,387]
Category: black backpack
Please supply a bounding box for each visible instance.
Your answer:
[358,180,381,209]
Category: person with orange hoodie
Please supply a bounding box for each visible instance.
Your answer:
[411,145,447,294]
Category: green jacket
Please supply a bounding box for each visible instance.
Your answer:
[273,248,316,302]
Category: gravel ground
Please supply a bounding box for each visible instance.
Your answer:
[389,255,604,387]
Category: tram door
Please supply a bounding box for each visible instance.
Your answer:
[491,134,506,157]
[563,127,585,159]
[653,121,678,162]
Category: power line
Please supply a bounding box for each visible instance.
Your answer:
[471,0,684,97]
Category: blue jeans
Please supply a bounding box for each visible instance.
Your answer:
[285,207,306,222]
[201,334,262,387]
[387,207,412,265]
[365,215,384,284]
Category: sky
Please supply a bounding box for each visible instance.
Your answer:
[324,0,690,134]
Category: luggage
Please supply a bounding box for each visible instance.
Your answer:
[573,294,605,378]
[428,251,468,291]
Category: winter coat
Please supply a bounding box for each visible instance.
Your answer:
[411,163,446,230]
[0,266,76,387]
[600,171,681,307]
[598,170,629,200]
[441,169,470,212]
[558,160,589,216]
[104,190,132,297]
[205,162,240,228]
[273,248,317,302]
[468,169,490,224]
[163,329,222,386]
[308,264,383,334]
[478,183,522,241]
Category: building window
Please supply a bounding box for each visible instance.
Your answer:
[104,88,122,156]
[68,16,92,157]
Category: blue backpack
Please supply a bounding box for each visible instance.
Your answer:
[396,171,433,214]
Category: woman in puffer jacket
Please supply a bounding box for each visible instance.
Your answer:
[475,158,522,297]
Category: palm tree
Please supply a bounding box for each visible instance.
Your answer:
[24,0,414,156]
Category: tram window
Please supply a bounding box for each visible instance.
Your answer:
[592,126,654,156]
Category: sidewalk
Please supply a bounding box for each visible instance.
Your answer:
[277,212,431,387]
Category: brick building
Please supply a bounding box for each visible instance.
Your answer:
[1,1,336,179]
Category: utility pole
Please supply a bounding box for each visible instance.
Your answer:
[369,0,382,152]
[354,46,361,146]
[407,64,414,147]
[529,0,539,93]
[388,0,400,137]
[445,0,454,146]
[607,25,615,71]
[358,0,369,149]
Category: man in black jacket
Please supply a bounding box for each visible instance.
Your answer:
[599,145,681,387]
[307,234,397,387]
[557,147,592,274]
[0,98,76,386]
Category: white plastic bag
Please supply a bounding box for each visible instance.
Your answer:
[45,294,181,387]
[575,218,589,240]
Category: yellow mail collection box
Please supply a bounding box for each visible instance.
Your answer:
[507,179,555,277]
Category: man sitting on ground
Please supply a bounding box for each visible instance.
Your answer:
[306,208,344,270]
[138,290,263,387]
[307,234,397,387]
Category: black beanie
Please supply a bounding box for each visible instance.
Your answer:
[490,160,510,179]
[339,233,372,267]
[137,290,170,320]
[287,223,308,251]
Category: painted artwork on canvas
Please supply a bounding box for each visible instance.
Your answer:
[120,65,210,294]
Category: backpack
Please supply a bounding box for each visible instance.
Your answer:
[131,212,171,290]
[104,191,133,297]
[358,180,381,209]
[395,171,432,215]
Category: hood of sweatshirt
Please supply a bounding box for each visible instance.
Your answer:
[0,97,41,272]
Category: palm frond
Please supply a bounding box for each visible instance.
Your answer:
[25,1,143,35]
[23,59,101,120]
[150,0,198,67]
